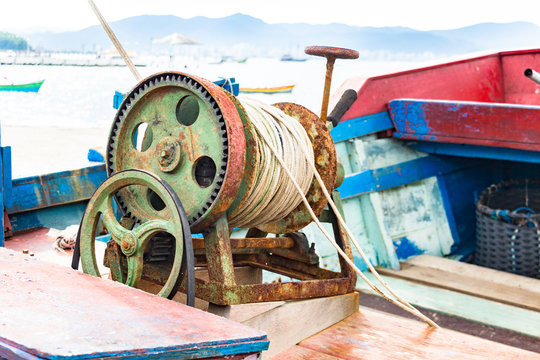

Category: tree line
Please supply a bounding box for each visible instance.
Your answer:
[0,32,29,50]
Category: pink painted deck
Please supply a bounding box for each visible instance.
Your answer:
[274,309,538,359]
[0,247,267,359]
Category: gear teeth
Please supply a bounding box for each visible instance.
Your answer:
[108,72,230,227]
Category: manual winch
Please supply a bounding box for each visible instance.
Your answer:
[77,47,361,306]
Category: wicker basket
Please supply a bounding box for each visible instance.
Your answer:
[475,180,540,279]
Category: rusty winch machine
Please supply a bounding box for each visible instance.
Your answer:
[75,46,360,306]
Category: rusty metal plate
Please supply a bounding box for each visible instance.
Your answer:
[257,103,337,234]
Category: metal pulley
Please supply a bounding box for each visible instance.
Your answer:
[78,169,195,302]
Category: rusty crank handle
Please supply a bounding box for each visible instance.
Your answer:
[305,46,359,123]
[327,89,357,130]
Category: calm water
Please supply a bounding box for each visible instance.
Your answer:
[0,58,426,128]
[0,57,426,177]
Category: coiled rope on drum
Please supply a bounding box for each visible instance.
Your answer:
[237,97,438,328]
[228,98,314,228]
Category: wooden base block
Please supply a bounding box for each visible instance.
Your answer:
[209,292,360,359]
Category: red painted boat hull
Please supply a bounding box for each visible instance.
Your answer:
[334,49,540,152]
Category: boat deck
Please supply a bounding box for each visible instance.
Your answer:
[3,228,539,359]
[0,246,268,359]
[274,307,538,359]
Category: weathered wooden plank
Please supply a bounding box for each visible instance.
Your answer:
[377,264,540,312]
[299,308,538,359]
[2,146,13,208]
[409,141,540,164]
[7,164,106,214]
[389,99,540,152]
[381,255,540,311]
[330,111,394,143]
[0,248,268,359]
[356,273,540,337]
[337,155,469,199]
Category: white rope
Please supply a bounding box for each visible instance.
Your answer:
[87,0,142,82]
[228,98,314,228]
[239,99,438,328]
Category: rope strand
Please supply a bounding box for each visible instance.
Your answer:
[228,98,314,228]
[238,97,439,328]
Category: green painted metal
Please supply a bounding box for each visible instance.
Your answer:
[80,170,185,298]
[110,83,228,221]
[108,72,247,234]
[204,214,237,287]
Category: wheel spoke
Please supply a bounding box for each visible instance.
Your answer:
[99,196,129,245]
[106,241,125,283]
[125,250,144,288]
[132,219,172,244]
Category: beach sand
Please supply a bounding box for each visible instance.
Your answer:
[1,125,110,179]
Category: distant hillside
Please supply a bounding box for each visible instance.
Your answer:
[25,14,540,58]
[0,32,30,50]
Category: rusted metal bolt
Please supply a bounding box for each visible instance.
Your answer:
[305,46,359,123]
[122,240,129,249]
[156,140,181,171]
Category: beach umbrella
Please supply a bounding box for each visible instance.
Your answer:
[152,33,198,45]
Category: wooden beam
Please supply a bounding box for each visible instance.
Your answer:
[336,155,470,199]
[210,293,359,359]
[377,255,540,311]
[330,111,394,143]
[356,273,540,337]
[389,99,540,152]
[7,164,106,214]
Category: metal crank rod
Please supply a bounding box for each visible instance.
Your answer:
[305,46,359,123]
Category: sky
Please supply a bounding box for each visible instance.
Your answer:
[2,0,540,33]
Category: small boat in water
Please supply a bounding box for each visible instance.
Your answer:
[280,54,307,62]
[0,80,44,93]
[239,84,295,94]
